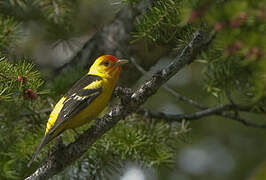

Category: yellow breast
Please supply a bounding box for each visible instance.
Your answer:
[45,77,116,136]
[66,82,113,129]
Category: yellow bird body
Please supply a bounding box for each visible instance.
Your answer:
[28,55,128,166]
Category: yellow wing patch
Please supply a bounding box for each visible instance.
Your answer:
[84,80,102,90]
[45,97,66,134]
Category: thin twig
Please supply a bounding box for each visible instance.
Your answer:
[138,106,266,129]
[138,104,231,122]
[162,85,207,109]
[131,53,266,128]
[0,72,14,79]
[225,89,239,117]
[220,112,266,128]
[130,57,207,109]
[0,29,12,41]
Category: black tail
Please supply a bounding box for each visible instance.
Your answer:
[27,134,51,167]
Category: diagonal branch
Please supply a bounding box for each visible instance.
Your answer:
[25,30,214,180]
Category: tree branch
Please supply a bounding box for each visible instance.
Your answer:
[138,104,266,128]
[25,30,213,180]
[130,54,207,109]
[137,104,233,122]
[131,56,266,128]
[219,112,266,128]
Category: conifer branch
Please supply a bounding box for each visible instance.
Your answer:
[138,105,266,129]
[138,105,232,121]
[130,42,265,128]
[25,30,213,180]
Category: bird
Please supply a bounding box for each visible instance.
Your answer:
[27,55,128,167]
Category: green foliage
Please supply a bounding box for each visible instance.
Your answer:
[0,0,265,179]
[0,0,77,39]
[204,52,264,102]
[179,0,266,106]
[0,0,193,179]
[133,0,184,43]
[0,15,20,53]
[55,116,188,179]
[0,117,44,179]
[0,57,48,179]
[0,0,116,42]
[0,57,45,101]
[198,0,266,104]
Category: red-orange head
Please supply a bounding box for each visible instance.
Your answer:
[88,55,128,80]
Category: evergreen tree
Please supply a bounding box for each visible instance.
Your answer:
[0,0,265,179]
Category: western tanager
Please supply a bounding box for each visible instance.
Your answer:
[28,55,128,167]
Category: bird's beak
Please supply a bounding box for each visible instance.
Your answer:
[114,59,129,66]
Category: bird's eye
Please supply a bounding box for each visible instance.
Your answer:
[103,61,109,66]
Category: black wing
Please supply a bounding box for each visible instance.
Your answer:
[27,75,103,167]
[49,74,103,134]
